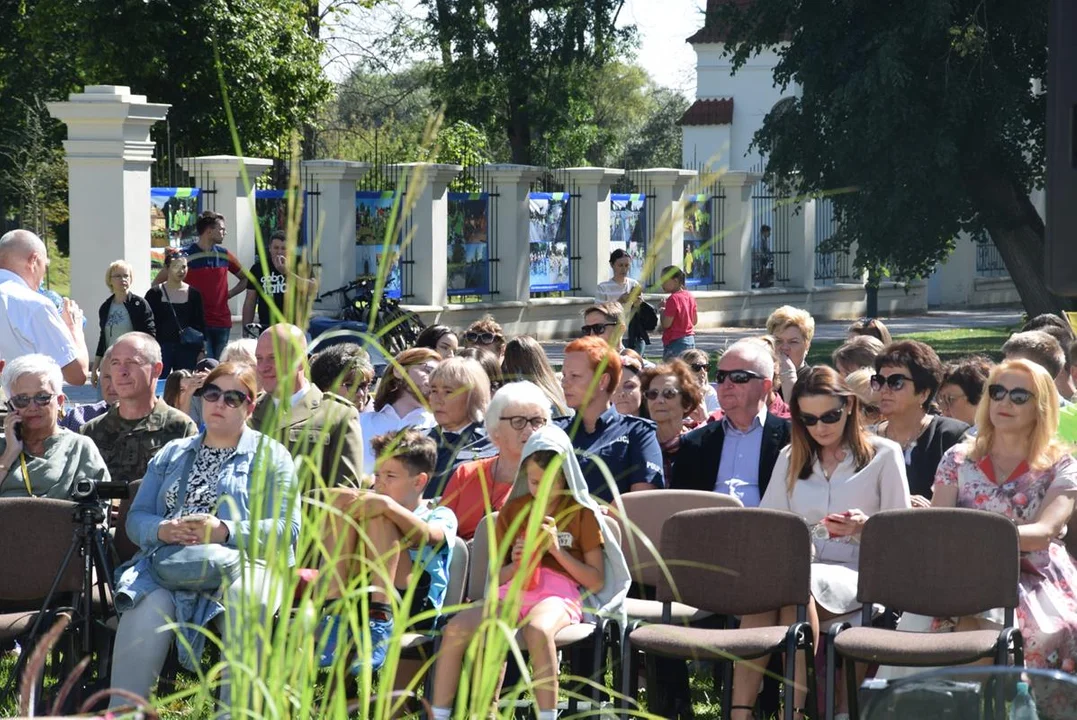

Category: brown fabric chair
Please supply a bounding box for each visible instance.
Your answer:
[622,507,815,720]
[112,479,142,565]
[825,508,1023,720]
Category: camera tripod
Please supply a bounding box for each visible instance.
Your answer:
[6,502,119,710]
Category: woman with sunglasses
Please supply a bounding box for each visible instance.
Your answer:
[439,381,551,540]
[0,354,110,499]
[639,360,704,480]
[735,366,909,720]
[871,340,969,506]
[462,315,506,359]
[362,347,440,475]
[109,362,300,709]
[680,348,720,415]
[926,359,1077,706]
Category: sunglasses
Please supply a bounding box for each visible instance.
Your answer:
[936,393,965,410]
[200,384,252,409]
[644,387,681,401]
[870,373,913,392]
[465,331,499,345]
[987,384,1034,405]
[688,363,709,373]
[800,407,845,427]
[501,415,548,431]
[580,322,616,336]
[715,369,764,385]
[7,392,54,410]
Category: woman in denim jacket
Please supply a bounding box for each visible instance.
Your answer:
[108,362,301,711]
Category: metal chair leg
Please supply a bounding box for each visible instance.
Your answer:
[844,653,859,720]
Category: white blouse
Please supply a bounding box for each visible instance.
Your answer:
[359,404,436,474]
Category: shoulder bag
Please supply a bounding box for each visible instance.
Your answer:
[161,285,205,348]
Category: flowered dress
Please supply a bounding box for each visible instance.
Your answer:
[933,444,1077,685]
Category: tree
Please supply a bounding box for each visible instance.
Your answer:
[717,0,1063,315]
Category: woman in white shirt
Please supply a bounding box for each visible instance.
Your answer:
[359,347,440,474]
[729,365,910,720]
[595,248,640,303]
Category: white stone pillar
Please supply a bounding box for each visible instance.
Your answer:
[784,195,816,290]
[934,233,978,306]
[485,164,545,304]
[47,85,170,349]
[639,168,698,282]
[719,172,763,291]
[564,168,624,297]
[391,163,462,307]
[302,160,370,311]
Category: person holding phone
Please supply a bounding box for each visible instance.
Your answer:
[0,353,109,499]
[241,230,316,331]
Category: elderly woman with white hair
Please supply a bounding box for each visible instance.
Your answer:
[0,353,110,498]
[423,357,495,499]
[438,381,552,540]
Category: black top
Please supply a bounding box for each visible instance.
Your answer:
[145,285,206,344]
[904,414,970,499]
[249,261,287,328]
[95,293,156,358]
[423,422,495,499]
[670,412,791,498]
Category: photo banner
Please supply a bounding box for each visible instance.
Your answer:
[356,191,402,299]
[447,192,490,295]
[255,189,308,256]
[609,193,646,280]
[150,187,200,270]
[528,192,571,292]
[682,193,714,286]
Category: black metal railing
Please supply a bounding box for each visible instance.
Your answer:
[813,197,854,284]
[976,237,1009,278]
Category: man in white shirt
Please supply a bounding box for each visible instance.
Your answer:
[0,230,89,385]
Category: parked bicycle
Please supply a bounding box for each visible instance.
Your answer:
[311,279,426,362]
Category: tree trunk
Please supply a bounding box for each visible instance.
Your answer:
[964,166,1068,317]
[496,0,532,164]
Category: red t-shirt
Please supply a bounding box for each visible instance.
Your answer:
[439,456,514,540]
[181,243,242,328]
[661,288,697,344]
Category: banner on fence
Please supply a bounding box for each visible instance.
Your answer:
[682,193,714,286]
[150,187,200,270]
[528,192,571,292]
[356,191,402,299]
[609,193,646,281]
[447,192,490,296]
[255,189,310,255]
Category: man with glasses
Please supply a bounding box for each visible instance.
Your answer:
[580,302,625,348]
[81,333,197,486]
[462,316,506,358]
[671,339,790,506]
[252,323,364,488]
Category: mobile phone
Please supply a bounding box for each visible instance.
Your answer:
[13,421,22,443]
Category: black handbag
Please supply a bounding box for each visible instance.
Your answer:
[162,286,205,348]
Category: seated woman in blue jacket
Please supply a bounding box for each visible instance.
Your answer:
[108,362,300,711]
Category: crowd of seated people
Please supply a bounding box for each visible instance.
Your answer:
[5,257,1077,720]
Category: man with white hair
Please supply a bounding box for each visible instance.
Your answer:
[671,338,791,505]
[0,229,90,385]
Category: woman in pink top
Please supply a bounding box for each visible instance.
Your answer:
[658,265,698,361]
[438,381,551,540]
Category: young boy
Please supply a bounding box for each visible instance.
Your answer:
[658,265,698,361]
[316,429,458,672]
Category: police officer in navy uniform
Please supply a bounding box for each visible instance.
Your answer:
[556,335,664,502]
[251,324,364,489]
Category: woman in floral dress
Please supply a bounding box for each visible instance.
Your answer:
[931,359,1077,706]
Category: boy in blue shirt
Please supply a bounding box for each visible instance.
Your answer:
[317,429,457,672]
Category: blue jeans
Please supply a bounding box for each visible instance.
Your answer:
[204,326,232,360]
[160,341,201,376]
[663,335,696,361]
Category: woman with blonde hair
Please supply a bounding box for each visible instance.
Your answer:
[424,356,494,498]
[359,347,440,474]
[731,366,909,719]
[766,305,815,401]
[930,359,1077,697]
[93,259,155,385]
[501,335,568,415]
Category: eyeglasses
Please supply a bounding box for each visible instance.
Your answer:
[644,387,681,401]
[200,384,252,409]
[715,369,764,385]
[465,331,498,345]
[688,363,709,373]
[936,393,965,410]
[870,373,914,392]
[580,323,616,336]
[987,384,1034,405]
[8,392,54,410]
[501,415,548,431]
[800,407,846,427]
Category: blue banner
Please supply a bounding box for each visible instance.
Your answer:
[683,193,714,286]
[150,187,200,270]
[356,191,402,299]
[255,189,309,252]
[609,193,646,281]
[528,192,571,292]
[447,192,490,296]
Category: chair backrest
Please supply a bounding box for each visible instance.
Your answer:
[113,479,142,565]
[856,508,1019,616]
[614,489,743,587]
[1066,513,1077,562]
[655,507,811,616]
[468,511,621,602]
[0,498,84,602]
[443,535,470,610]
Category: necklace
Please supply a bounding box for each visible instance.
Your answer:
[883,416,929,449]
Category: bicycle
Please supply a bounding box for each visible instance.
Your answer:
[313,279,426,359]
